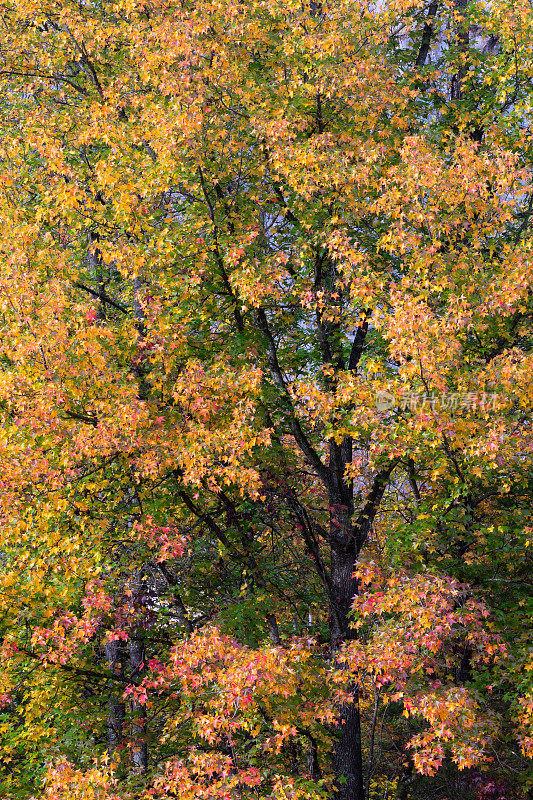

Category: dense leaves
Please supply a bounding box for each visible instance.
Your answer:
[0,0,531,798]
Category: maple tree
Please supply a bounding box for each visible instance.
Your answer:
[0,0,532,798]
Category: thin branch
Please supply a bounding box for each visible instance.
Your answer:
[16,646,129,684]
[255,308,330,489]
[63,409,98,427]
[73,282,129,313]
[407,457,421,506]
[197,165,244,332]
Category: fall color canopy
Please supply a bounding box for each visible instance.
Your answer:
[0,0,531,799]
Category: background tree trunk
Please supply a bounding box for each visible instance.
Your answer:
[105,640,126,757]
[130,639,148,773]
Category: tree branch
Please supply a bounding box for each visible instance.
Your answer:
[415,1,439,68]
[255,308,331,488]
[350,462,397,552]
[153,561,193,633]
[73,282,128,314]
[63,409,98,427]
[348,312,370,371]
[197,165,244,332]
[16,646,129,684]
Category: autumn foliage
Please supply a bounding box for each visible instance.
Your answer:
[0,0,531,798]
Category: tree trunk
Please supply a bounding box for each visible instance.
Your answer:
[130,639,148,773]
[105,639,126,757]
[332,691,364,800]
[329,495,365,800]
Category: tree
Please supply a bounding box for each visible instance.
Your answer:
[0,0,531,798]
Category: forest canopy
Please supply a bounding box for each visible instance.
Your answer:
[0,0,531,798]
